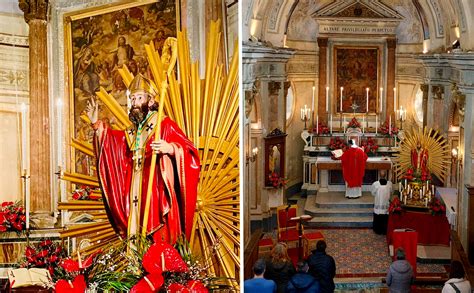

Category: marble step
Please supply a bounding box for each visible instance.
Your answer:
[305,216,373,228]
[307,207,374,218]
[316,201,374,209]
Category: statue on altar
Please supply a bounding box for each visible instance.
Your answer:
[410,142,429,179]
[86,74,200,244]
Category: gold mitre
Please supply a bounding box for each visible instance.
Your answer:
[128,74,158,98]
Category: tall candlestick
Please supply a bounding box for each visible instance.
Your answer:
[330,114,333,134]
[393,87,397,113]
[326,86,329,113]
[362,116,365,133]
[312,86,315,115]
[316,115,319,134]
[375,115,378,135]
[366,87,369,113]
[343,115,346,133]
[379,87,383,112]
[21,103,29,230]
[340,87,343,112]
[389,115,392,136]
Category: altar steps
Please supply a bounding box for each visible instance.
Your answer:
[304,192,374,228]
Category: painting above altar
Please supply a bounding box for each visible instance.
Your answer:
[335,47,379,114]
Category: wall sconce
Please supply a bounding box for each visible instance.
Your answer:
[396,106,406,130]
[300,105,312,130]
[246,147,258,165]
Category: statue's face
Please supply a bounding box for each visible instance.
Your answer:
[417,142,421,149]
[129,91,149,125]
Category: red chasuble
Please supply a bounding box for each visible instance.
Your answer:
[340,147,368,188]
[93,113,200,244]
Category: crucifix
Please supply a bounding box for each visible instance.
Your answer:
[350,101,360,114]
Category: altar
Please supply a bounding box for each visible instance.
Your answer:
[302,154,393,193]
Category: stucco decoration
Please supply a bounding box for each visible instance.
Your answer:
[428,0,444,37]
[267,0,284,32]
[287,0,327,41]
[393,3,422,44]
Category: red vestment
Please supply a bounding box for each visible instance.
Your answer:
[340,147,368,188]
[94,113,200,244]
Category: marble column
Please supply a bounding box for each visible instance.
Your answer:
[19,0,53,227]
[386,37,396,119]
[317,37,328,122]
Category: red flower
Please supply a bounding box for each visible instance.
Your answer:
[61,258,80,273]
[55,275,87,293]
[12,222,23,231]
[143,241,188,273]
[40,239,53,247]
[130,273,164,293]
[37,249,49,258]
[49,255,58,263]
[0,225,6,232]
[2,201,13,207]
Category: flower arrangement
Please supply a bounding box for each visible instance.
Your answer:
[378,120,399,136]
[0,201,26,233]
[311,122,329,135]
[23,239,67,279]
[347,117,361,128]
[429,197,446,216]
[269,172,288,189]
[388,197,403,214]
[328,137,348,151]
[360,137,378,155]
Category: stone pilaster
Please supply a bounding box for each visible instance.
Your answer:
[317,37,328,122]
[19,0,54,227]
[420,84,429,129]
[386,37,396,119]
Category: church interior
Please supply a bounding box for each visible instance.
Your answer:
[0,0,240,291]
[243,0,474,292]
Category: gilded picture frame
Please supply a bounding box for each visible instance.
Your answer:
[333,46,381,114]
[64,0,179,175]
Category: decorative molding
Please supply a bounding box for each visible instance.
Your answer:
[0,33,28,47]
[315,0,403,19]
[427,0,444,37]
[431,85,444,99]
[267,0,283,32]
[456,0,467,32]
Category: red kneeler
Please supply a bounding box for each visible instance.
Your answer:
[392,230,418,275]
[258,238,274,258]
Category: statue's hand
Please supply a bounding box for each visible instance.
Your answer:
[151,140,174,155]
[86,98,99,124]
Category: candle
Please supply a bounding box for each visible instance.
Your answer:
[312,86,315,116]
[405,179,407,187]
[393,87,397,112]
[57,99,63,168]
[404,196,407,205]
[366,87,369,113]
[340,87,343,112]
[432,185,434,195]
[389,115,392,135]
[326,86,329,112]
[316,115,319,134]
[379,87,383,112]
[20,103,27,171]
[399,182,402,191]
[410,189,413,199]
[330,114,333,134]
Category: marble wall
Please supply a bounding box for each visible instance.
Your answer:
[0,13,29,204]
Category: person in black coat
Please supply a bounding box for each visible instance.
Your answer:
[306,240,336,293]
[264,242,296,293]
[286,261,320,293]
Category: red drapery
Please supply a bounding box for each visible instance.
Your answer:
[392,231,418,275]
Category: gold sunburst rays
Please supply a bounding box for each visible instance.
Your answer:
[393,127,450,182]
[60,19,239,287]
